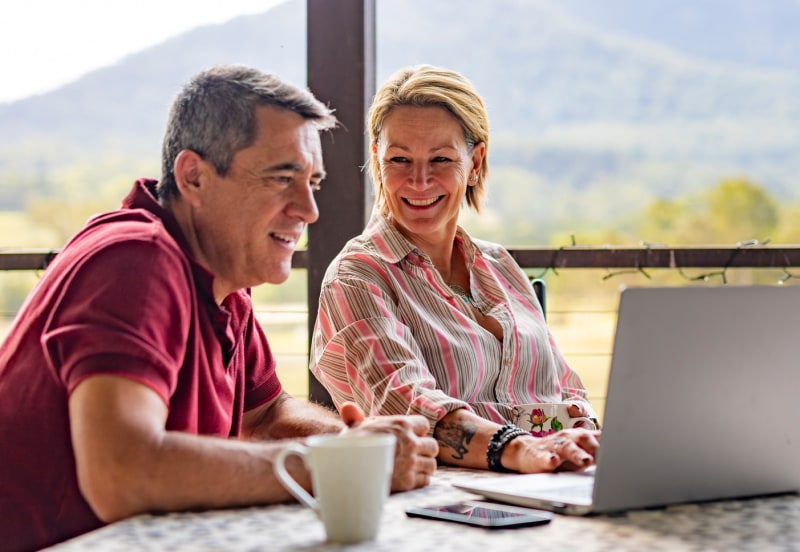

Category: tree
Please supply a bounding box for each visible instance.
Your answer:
[636,177,778,245]
[705,178,778,243]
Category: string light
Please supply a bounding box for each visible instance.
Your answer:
[528,236,792,285]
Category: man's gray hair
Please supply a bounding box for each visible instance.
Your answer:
[158,65,337,199]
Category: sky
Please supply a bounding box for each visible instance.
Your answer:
[0,0,286,103]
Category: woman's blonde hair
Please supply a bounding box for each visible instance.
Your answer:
[367,65,489,213]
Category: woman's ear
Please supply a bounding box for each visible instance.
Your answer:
[470,141,486,185]
[370,141,380,171]
[173,150,206,207]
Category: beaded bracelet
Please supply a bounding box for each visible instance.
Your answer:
[486,423,528,472]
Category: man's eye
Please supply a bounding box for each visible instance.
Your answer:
[270,175,293,185]
[310,181,322,192]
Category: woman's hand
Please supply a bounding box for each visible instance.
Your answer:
[566,402,599,429]
[501,428,600,473]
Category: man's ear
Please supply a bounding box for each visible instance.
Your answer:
[173,150,207,207]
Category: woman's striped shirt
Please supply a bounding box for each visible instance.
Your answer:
[310,212,596,432]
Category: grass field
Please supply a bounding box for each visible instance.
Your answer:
[0,294,614,422]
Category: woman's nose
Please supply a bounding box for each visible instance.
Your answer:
[410,163,429,186]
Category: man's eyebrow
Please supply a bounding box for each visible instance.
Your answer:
[260,162,326,181]
[263,162,304,173]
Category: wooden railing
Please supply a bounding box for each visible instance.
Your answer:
[3,245,800,272]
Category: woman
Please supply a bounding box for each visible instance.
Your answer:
[310,65,599,473]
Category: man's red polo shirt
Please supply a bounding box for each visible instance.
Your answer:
[0,179,282,551]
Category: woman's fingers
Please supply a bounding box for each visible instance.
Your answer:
[514,429,600,473]
[551,429,600,469]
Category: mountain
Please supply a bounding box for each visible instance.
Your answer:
[376,0,800,225]
[0,0,798,233]
[546,0,800,73]
[0,0,306,167]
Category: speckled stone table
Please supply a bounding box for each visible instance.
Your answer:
[46,468,800,551]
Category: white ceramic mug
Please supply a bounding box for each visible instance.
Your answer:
[273,433,396,544]
[511,403,596,436]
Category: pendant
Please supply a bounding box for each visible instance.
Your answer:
[449,283,478,309]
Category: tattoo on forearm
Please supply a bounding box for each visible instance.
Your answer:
[434,421,478,460]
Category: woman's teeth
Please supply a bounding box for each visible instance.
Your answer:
[406,196,440,207]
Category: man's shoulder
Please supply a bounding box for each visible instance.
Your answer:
[84,206,166,234]
[78,207,178,249]
[54,208,187,272]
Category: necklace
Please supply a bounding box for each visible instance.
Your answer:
[448,283,479,309]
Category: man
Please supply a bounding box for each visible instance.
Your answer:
[0,65,438,552]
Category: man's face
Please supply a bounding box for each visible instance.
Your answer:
[193,105,324,296]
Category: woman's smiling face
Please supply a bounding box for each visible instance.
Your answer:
[374,105,484,248]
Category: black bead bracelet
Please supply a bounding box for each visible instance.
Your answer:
[486,423,528,472]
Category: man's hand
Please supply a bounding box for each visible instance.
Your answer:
[339,402,439,491]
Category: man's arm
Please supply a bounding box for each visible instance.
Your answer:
[240,390,343,441]
[434,408,599,473]
[69,374,313,523]
[71,374,439,524]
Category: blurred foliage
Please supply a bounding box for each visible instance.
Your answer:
[773,204,800,243]
[20,157,159,245]
[634,177,779,245]
[0,272,40,314]
[1,172,797,315]
[2,170,796,254]
[252,270,307,304]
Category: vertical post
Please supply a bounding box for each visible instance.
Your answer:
[306,0,376,406]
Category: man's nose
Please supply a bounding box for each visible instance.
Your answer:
[289,183,319,223]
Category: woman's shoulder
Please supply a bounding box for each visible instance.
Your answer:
[464,233,532,286]
[465,233,514,262]
[324,236,393,283]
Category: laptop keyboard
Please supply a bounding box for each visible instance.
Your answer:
[546,483,593,502]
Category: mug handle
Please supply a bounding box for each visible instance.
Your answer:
[510,406,525,426]
[274,442,319,511]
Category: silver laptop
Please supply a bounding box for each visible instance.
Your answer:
[454,285,800,515]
